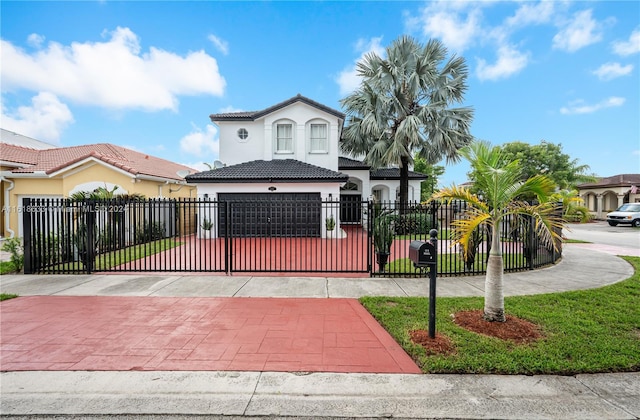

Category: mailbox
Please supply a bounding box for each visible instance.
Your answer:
[409,240,436,267]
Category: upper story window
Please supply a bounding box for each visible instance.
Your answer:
[276,123,294,153]
[237,128,249,142]
[309,123,328,153]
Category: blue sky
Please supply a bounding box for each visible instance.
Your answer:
[1,1,639,187]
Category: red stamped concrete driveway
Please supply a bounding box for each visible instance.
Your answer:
[0,296,420,374]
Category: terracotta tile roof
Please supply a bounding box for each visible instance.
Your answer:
[2,143,196,181]
[186,159,348,183]
[0,143,41,166]
[210,94,345,122]
[578,174,640,189]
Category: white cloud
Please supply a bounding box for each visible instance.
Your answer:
[476,45,529,81]
[553,9,602,52]
[592,62,634,81]
[1,27,226,111]
[505,1,555,28]
[416,1,483,52]
[218,105,245,113]
[336,37,385,96]
[0,92,74,143]
[208,34,229,55]
[612,28,640,56]
[27,33,45,48]
[179,124,219,158]
[560,96,625,115]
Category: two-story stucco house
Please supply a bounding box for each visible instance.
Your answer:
[186,94,426,238]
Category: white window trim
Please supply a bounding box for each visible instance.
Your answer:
[307,120,329,154]
[274,121,295,154]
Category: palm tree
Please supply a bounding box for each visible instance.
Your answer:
[430,140,564,322]
[551,189,592,223]
[340,35,474,207]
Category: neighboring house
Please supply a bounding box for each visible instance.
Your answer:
[186,94,427,237]
[1,130,197,238]
[1,129,57,150]
[577,174,640,220]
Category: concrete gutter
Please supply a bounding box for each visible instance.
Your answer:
[1,371,639,418]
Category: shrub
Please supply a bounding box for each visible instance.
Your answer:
[1,238,24,272]
[390,213,439,235]
[135,221,166,244]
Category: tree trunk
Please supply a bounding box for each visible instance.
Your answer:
[484,221,505,322]
[399,156,409,212]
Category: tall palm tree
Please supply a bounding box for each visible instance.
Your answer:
[430,140,564,322]
[340,36,474,207]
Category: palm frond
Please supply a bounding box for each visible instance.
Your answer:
[450,207,491,259]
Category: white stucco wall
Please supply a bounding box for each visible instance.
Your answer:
[370,180,422,202]
[194,182,343,238]
[215,102,342,171]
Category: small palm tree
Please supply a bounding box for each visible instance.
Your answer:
[552,189,592,223]
[429,140,564,322]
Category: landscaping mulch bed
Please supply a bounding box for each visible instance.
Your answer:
[411,309,544,355]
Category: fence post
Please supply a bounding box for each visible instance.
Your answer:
[367,200,373,275]
[22,197,33,274]
[225,200,231,274]
[84,200,96,273]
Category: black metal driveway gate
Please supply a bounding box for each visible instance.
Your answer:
[21,198,561,276]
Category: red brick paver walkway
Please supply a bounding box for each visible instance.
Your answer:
[0,296,421,374]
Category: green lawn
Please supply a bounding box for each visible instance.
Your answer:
[0,293,18,301]
[0,261,17,275]
[563,238,591,244]
[47,238,181,272]
[361,256,640,374]
[387,253,525,274]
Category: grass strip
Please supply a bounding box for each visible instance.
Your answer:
[47,238,181,272]
[0,293,19,301]
[361,256,640,375]
[0,261,17,275]
[388,253,525,274]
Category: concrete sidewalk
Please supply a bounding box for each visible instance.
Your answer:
[1,244,639,419]
[0,246,634,298]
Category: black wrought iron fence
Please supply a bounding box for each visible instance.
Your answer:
[21,197,561,276]
[369,200,563,277]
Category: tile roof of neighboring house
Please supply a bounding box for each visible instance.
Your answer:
[370,167,429,180]
[338,156,370,170]
[0,144,41,167]
[578,174,640,189]
[1,143,196,181]
[186,159,349,183]
[0,128,57,150]
[209,94,345,122]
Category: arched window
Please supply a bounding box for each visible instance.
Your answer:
[274,120,295,154]
[307,119,329,153]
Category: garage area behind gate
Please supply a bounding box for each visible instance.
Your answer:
[21,197,561,276]
[21,197,371,275]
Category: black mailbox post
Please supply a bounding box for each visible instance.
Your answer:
[408,229,438,339]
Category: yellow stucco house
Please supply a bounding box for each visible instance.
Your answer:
[1,129,197,238]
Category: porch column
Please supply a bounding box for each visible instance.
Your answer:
[617,194,625,207]
[596,193,604,220]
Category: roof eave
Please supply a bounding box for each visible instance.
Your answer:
[187,177,348,184]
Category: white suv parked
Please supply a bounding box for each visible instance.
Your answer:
[607,203,640,227]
